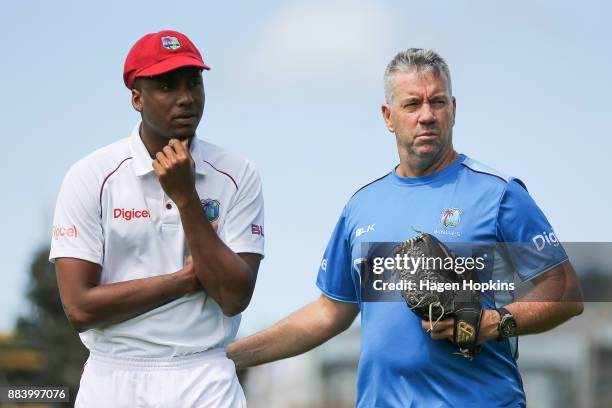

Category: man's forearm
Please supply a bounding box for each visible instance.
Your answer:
[63,271,195,331]
[227,296,359,369]
[177,195,254,316]
[506,262,583,336]
[227,305,329,369]
[505,301,582,336]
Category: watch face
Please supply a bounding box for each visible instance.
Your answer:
[501,316,517,337]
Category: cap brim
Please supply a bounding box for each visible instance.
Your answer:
[136,56,210,79]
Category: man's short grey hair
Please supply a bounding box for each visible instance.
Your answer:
[383,48,452,103]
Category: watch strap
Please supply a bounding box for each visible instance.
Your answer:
[496,307,513,340]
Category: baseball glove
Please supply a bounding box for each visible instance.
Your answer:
[395,229,483,359]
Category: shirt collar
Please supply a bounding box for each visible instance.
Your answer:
[129,121,207,177]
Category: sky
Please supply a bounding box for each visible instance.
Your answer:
[1,0,611,334]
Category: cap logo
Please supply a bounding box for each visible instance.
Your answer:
[161,36,181,50]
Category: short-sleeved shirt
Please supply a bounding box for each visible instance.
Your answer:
[50,122,265,358]
[316,154,567,407]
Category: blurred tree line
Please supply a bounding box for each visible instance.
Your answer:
[2,246,87,406]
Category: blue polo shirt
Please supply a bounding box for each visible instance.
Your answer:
[316,154,567,407]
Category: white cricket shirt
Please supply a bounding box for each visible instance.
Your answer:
[50,122,265,358]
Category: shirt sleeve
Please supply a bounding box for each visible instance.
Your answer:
[49,162,104,265]
[221,161,265,257]
[496,179,568,281]
[316,206,358,303]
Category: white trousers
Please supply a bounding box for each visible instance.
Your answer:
[75,348,246,408]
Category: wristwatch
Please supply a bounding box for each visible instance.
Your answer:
[496,308,517,339]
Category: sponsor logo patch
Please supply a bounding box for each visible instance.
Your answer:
[251,224,264,236]
[532,230,560,251]
[52,225,77,240]
[113,208,151,221]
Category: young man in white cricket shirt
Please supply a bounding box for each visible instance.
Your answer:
[50,30,264,407]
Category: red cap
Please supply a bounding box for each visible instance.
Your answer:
[123,30,210,89]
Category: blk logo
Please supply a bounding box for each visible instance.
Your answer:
[356,224,375,237]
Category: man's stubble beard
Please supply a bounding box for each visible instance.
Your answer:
[405,132,452,173]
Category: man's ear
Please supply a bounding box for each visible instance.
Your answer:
[131,88,143,113]
[381,103,394,133]
[451,96,456,126]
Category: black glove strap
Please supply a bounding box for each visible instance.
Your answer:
[453,305,484,359]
